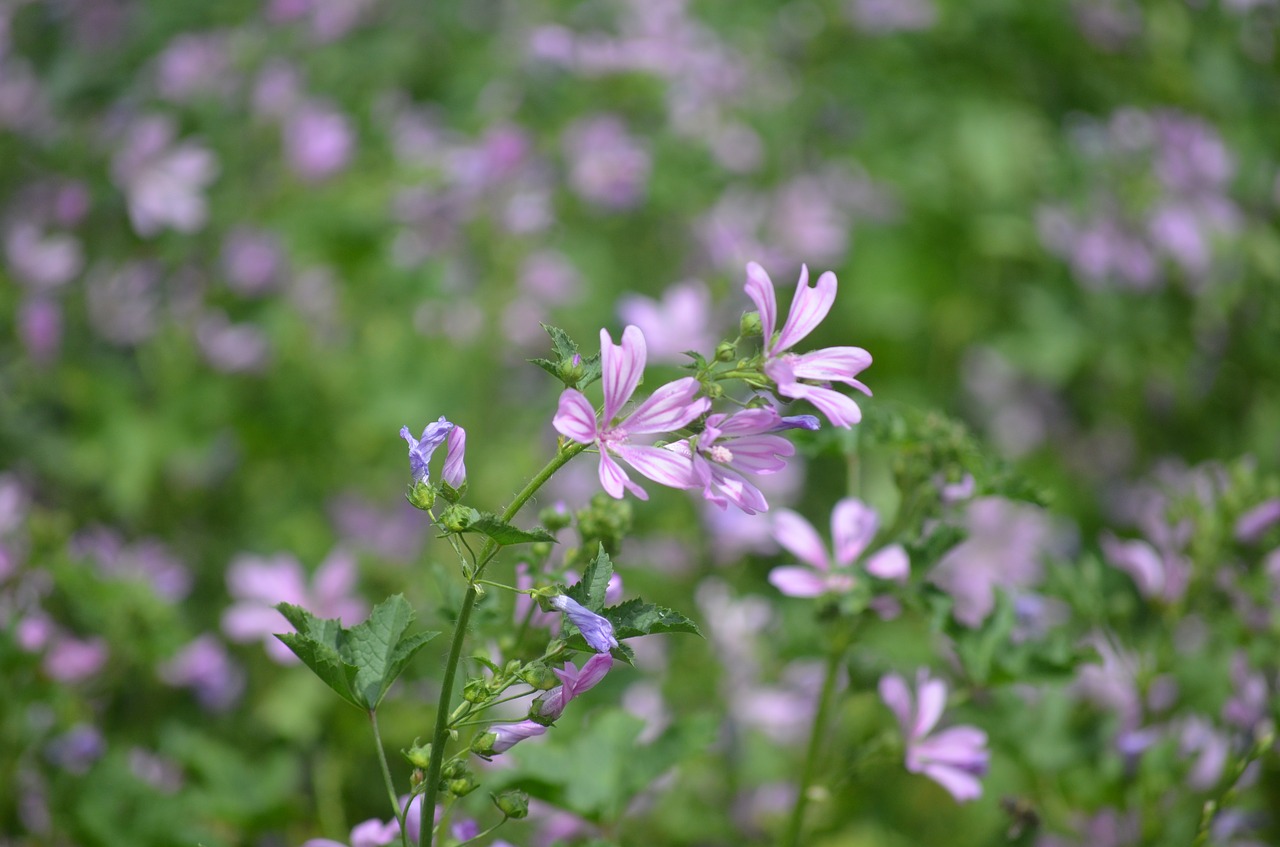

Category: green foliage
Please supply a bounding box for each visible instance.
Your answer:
[275,595,438,710]
[528,324,603,390]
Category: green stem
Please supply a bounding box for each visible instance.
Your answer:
[419,441,587,847]
[369,710,408,847]
[782,643,845,847]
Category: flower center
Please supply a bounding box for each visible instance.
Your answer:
[709,445,733,464]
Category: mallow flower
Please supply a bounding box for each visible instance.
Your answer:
[745,262,872,428]
[665,407,796,514]
[768,498,908,597]
[554,326,709,500]
[531,652,614,723]
[879,670,989,802]
[399,416,467,486]
[549,594,618,653]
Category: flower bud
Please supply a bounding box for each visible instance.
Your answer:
[448,775,479,797]
[714,340,737,362]
[462,677,492,704]
[518,662,559,691]
[492,789,530,819]
[406,481,436,511]
[403,739,432,769]
[538,501,573,532]
[740,310,763,338]
[440,504,479,532]
[559,352,584,387]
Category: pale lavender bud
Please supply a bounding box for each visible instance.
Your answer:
[490,720,548,754]
[549,594,618,653]
[442,426,467,488]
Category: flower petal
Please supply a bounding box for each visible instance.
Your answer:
[744,261,778,356]
[877,673,914,734]
[767,565,829,597]
[832,498,879,566]
[865,544,910,583]
[772,509,830,571]
[553,389,600,444]
[598,451,646,500]
[774,268,836,354]
[718,434,794,474]
[620,377,709,434]
[773,376,863,428]
[616,444,696,491]
[914,674,947,738]
[790,346,872,386]
[918,763,984,802]
[443,426,467,487]
[601,326,646,423]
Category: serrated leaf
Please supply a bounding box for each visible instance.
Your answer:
[604,598,702,639]
[275,597,437,711]
[529,357,561,379]
[567,545,613,612]
[345,595,439,709]
[465,512,557,545]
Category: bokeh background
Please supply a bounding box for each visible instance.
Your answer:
[3,0,1280,845]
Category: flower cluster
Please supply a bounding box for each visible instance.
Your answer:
[553,262,873,513]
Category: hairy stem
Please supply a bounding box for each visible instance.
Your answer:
[419,441,586,847]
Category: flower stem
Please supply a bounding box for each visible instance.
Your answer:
[782,642,845,847]
[369,709,408,847]
[419,441,586,847]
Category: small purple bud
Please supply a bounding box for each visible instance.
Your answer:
[776,414,821,431]
[549,594,619,653]
[442,426,467,488]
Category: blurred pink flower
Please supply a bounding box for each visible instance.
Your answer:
[158,634,246,712]
[112,116,218,237]
[222,549,367,664]
[930,496,1062,627]
[617,280,715,364]
[562,115,651,209]
[768,498,908,597]
[879,670,988,802]
[284,102,354,182]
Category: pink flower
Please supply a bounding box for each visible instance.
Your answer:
[666,407,796,514]
[221,549,367,664]
[616,280,715,364]
[768,498,908,597]
[531,652,614,723]
[879,670,988,802]
[553,326,709,500]
[745,262,872,428]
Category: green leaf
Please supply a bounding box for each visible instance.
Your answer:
[567,544,613,612]
[344,594,439,709]
[605,598,702,639]
[465,512,557,545]
[528,324,602,389]
[274,597,438,711]
[274,603,362,709]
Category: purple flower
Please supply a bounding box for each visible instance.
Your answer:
[666,407,796,514]
[562,115,651,209]
[531,652,614,722]
[283,101,354,182]
[399,416,454,483]
[44,725,106,775]
[930,497,1061,627]
[221,227,286,296]
[1236,499,1280,544]
[158,634,245,712]
[196,312,273,374]
[1100,531,1190,603]
[18,297,62,366]
[111,116,218,237]
[221,549,367,664]
[553,326,709,500]
[879,670,989,802]
[442,426,466,488]
[488,720,548,755]
[4,222,82,289]
[745,262,872,428]
[616,280,715,364]
[768,498,908,597]
[43,634,109,682]
[847,0,938,33]
[549,594,618,653]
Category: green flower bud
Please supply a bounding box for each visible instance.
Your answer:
[440,504,480,532]
[470,732,498,759]
[462,677,491,704]
[740,310,763,338]
[493,789,530,819]
[559,353,584,388]
[538,503,573,532]
[439,480,467,505]
[518,661,559,691]
[405,481,436,511]
[448,775,479,797]
[714,340,737,362]
[402,739,432,770]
